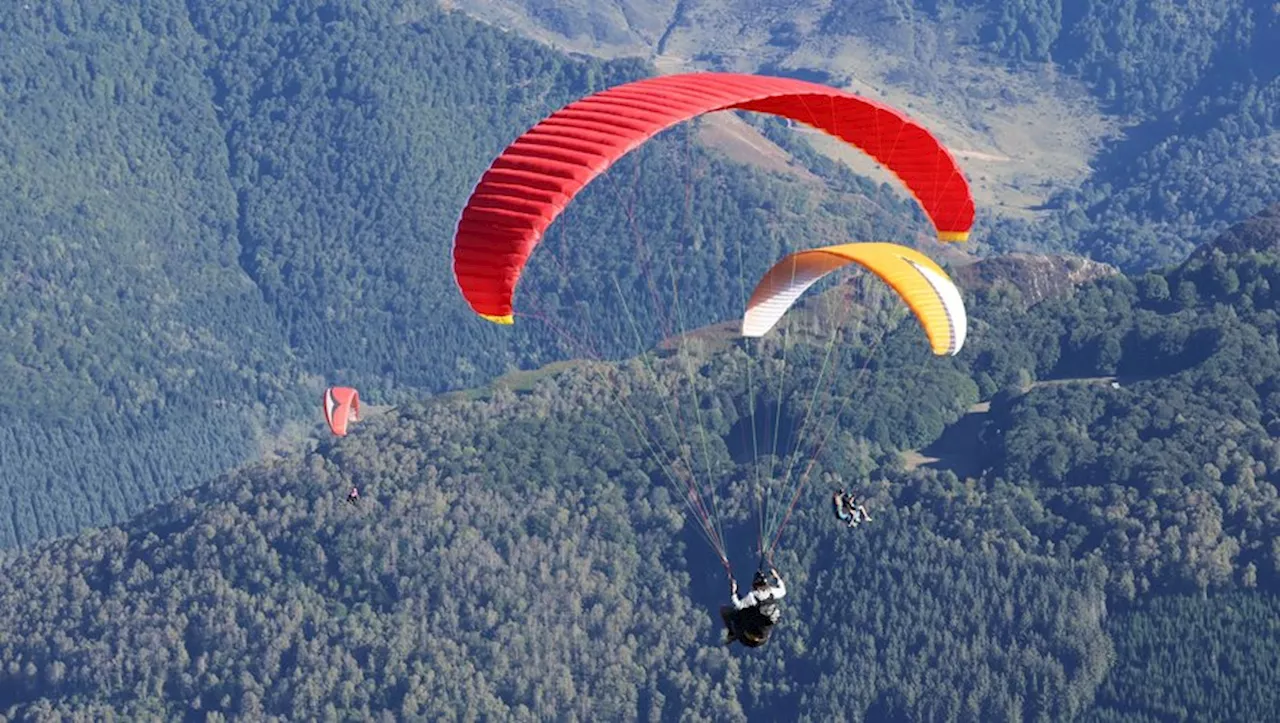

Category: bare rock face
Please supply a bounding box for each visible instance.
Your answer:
[951,253,1119,307]
[1188,203,1280,261]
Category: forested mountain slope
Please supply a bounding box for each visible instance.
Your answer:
[1,210,1277,720]
[0,0,927,546]
[0,0,307,546]
[6,0,1272,549]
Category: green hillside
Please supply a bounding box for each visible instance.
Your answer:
[0,211,1277,719]
[0,0,306,546]
[0,0,925,546]
[5,0,1274,548]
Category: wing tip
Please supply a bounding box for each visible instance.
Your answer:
[740,314,770,338]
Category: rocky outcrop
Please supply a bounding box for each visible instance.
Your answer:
[1188,203,1280,260]
[951,253,1119,307]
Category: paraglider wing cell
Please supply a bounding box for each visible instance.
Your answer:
[452,72,975,323]
[742,243,967,355]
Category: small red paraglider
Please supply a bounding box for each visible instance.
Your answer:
[322,387,360,437]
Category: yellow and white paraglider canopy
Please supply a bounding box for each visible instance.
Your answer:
[742,242,966,356]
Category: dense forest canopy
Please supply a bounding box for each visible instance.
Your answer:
[3,0,1275,545]
[1,207,1278,719]
[2,1,1278,718]
[0,0,922,545]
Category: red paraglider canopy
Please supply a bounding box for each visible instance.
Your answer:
[453,72,975,323]
[323,387,360,437]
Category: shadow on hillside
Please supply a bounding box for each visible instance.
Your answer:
[907,403,993,479]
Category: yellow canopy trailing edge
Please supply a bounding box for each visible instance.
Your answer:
[742,242,967,356]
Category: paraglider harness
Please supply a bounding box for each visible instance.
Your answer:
[833,488,870,527]
[725,569,780,647]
